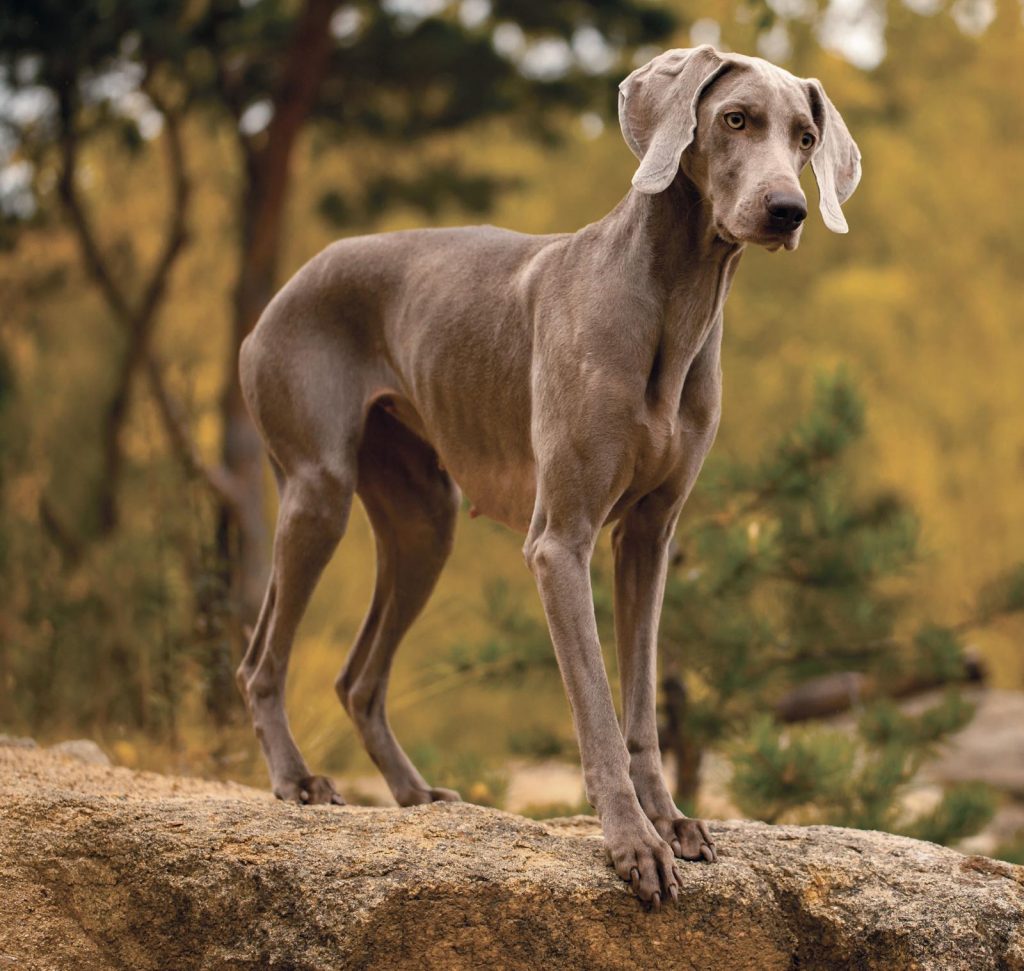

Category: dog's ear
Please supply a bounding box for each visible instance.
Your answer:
[806,79,862,233]
[618,45,728,195]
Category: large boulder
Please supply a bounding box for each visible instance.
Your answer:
[1,745,1021,970]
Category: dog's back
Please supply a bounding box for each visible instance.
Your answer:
[241,224,569,529]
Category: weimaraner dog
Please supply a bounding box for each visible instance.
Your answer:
[237,46,861,907]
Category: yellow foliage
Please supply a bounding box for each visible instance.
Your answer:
[2,4,1022,783]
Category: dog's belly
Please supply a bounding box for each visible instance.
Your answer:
[447,457,537,532]
[379,393,537,534]
[380,387,694,535]
[446,422,689,533]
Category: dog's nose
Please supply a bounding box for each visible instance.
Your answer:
[765,191,807,231]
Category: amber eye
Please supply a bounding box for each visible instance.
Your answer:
[800,132,816,150]
[724,111,745,130]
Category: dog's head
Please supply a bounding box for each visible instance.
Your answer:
[618,46,861,251]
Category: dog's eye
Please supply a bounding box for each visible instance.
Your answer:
[800,132,816,150]
[724,112,745,130]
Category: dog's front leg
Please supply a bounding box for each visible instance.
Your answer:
[609,317,724,861]
[612,489,717,863]
[524,507,680,908]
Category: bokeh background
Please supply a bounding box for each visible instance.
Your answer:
[1,0,1021,854]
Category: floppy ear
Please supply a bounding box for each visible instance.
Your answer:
[806,79,862,233]
[618,46,728,195]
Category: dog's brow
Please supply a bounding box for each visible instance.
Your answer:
[709,82,767,113]
[718,101,760,115]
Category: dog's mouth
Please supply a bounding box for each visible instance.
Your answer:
[716,220,800,252]
[750,227,802,252]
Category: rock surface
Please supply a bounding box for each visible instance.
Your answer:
[48,739,112,767]
[1,745,1022,971]
[919,689,1024,796]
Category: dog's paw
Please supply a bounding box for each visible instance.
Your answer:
[604,816,680,910]
[650,815,717,863]
[396,785,462,807]
[275,774,346,806]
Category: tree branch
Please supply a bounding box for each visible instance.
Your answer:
[37,493,84,569]
[56,88,132,325]
[135,82,190,331]
[49,77,229,547]
[143,353,241,513]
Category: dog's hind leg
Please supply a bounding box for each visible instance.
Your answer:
[237,326,364,805]
[336,403,462,807]
[238,458,356,804]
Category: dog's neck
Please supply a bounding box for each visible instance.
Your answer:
[598,174,742,303]
[595,174,743,355]
[627,174,739,274]
[585,175,742,418]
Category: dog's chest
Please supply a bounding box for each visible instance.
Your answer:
[631,404,687,491]
[626,309,724,497]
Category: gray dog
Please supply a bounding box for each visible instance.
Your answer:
[237,45,861,907]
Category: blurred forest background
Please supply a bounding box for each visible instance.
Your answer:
[1,0,1022,848]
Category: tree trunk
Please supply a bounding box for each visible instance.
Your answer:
[54,80,190,548]
[219,235,274,629]
[772,652,986,723]
[214,0,339,643]
[661,672,704,809]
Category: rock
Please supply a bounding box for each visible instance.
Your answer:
[502,757,585,812]
[959,801,1024,857]
[0,734,37,748]
[1,746,1022,971]
[49,739,111,766]
[918,690,1024,797]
